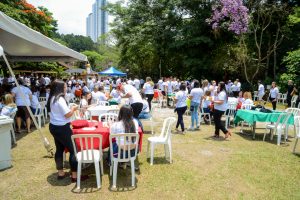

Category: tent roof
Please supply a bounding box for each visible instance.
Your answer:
[0,11,87,62]
[99,67,126,76]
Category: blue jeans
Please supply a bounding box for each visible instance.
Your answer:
[190,102,200,128]
[138,112,151,119]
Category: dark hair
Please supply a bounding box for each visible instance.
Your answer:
[179,83,186,91]
[219,81,226,92]
[46,80,66,111]
[193,80,200,88]
[118,105,136,133]
[82,91,92,105]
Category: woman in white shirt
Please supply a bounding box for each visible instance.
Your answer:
[142,77,154,110]
[212,82,231,139]
[47,80,87,182]
[110,105,139,162]
[174,83,188,134]
[269,81,279,110]
[188,80,203,130]
[0,94,17,117]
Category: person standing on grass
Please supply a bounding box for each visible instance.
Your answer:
[11,78,32,133]
[117,83,143,119]
[47,80,88,183]
[258,80,265,101]
[174,83,188,134]
[212,81,231,139]
[142,77,154,111]
[188,80,203,131]
[269,82,279,110]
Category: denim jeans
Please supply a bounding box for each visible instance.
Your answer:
[190,101,200,128]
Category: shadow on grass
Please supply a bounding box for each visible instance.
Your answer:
[107,170,139,192]
[146,157,171,165]
[204,135,228,142]
[47,172,72,187]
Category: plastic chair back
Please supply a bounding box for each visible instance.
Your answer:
[241,103,253,110]
[98,101,109,106]
[71,134,102,162]
[99,113,118,123]
[159,117,176,140]
[295,116,300,138]
[109,133,139,162]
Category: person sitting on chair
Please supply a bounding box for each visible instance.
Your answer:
[138,93,151,119]
[0,94,17,117]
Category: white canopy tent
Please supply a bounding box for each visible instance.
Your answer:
[0,11,88,156]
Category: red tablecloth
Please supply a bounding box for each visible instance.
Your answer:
[72,121,143,151]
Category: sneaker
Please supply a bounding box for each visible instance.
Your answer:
[195,126,200,130]
[187,127,195,131]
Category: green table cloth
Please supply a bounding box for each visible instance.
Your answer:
[234,109,294,125]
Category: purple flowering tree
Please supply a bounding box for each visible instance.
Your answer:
[206,0,249,35]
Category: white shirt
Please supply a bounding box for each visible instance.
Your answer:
[110,120,139,146]
[162,82,168,92]
[158,80,163,90]
[98,92,107,101]
[141,99,150,113]
[11,85,32,106]
[80,99,88,108]
[44,77,51,85]
[231,85,239,92]
[214,91,227,111]
[134,79,140,90]
[167,81,173,94]
[244,99,254,105]
[237,82,241,91]
[270,87,279,98]
[50,97,71,126]
[175,90,187,108]
[143,82,154,94]
[91,91,102,102]
[190,88,204,104]
[202,98,211,108]
[110,89,121,103]
[258,84,265,96]
[30,94,40,109]
[124,85,142,104]
[127,79,134,86]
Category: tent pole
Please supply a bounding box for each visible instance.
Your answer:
[2,52,54,157]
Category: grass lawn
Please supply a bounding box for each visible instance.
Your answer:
[1,104,300,200]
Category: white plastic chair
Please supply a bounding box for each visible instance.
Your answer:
[107,108,119,115]
[139,104,156,134]
[158,94,167,108]
[38,97,47,102]
[279,93,287,104]
[71,134,103,189]
[98,113,118,123]
[239,103,254,133]
[253,91,258,101]
[277,93,282,104]
[147,117,176,165]
[291,95,298,108]
[34,103,45,128]
[98,101,109,106]
[263,112,291,145]
[109,133,139,188]
[9,111,17,144]
[199,106,211,125]
[285,108,300,137]
[292,116,300,153]
[225,102,237,129]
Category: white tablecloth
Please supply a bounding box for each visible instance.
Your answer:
[87,105,119,117]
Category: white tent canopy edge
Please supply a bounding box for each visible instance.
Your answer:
[0,11,88,156]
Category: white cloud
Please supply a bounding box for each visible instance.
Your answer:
[27,0,96,35]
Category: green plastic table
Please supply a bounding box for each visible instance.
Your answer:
[234,109,294,139]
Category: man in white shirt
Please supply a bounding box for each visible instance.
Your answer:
[158,78,163,91]
[117,83,143,118]
[44,75,51,86]
[258,80,265,101]
[236,79,241,92]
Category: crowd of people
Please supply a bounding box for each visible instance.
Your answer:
[1,72,300,182]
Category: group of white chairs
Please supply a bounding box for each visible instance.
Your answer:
[70,116,176,189]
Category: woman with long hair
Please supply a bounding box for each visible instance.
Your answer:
[0,94,17,116]
[110,105,139,162]
[47,80,88,182]
[142,77,154,110]
[212,81,231,139]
